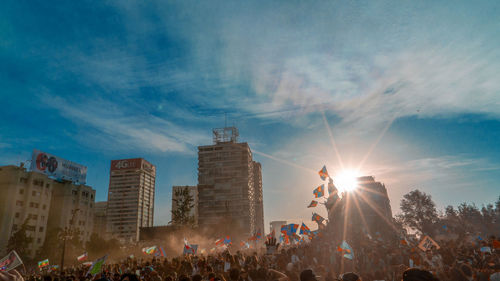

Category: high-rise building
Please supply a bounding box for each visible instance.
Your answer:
[197,127,263,236]
[0,165,53,258]
[252,161,264,233]
[107,158,156,242]
[47,180,96,244]
[171,186,198,226]
[93,201,108,236]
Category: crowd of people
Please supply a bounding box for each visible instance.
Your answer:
[2,232,499,281]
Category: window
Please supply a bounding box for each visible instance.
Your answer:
[12,224,17,231]
[15,212,20,218]
[42,204,46,210]
[37,238,41,243]
[25,225,35,231]
[16,200,23,207]
[19,189,24,195]
[41,216,45,221]
[45,183,50,188]
[72,190,77,196]
[39,227,44,232]
[19,178,27,183]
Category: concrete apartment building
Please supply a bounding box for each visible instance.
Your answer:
[197,127,263,236]
[0,163,95,257]
[171,185,198,226]
[47,181,96,244]
[107,158,156,242]
[93,201,108,236]
[0,165,53,257]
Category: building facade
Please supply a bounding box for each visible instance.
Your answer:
[93,201,108,236]
[197,127,263,236]
[252,161,264,233]
[171,185,198,226]
[0,163,96,257]
[47,180,96,244]
[0,165,53,257]
[107,158,156,242]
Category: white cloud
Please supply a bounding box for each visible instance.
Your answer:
[39,94,209,154]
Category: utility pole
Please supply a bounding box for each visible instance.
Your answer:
[60,208,79,271]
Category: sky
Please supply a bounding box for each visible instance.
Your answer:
[1,0,500,229]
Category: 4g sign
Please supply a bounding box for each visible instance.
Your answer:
[111,158,143,171]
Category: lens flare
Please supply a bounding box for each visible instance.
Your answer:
[335,170,359,192]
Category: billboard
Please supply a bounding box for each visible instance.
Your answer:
[111,158,155,173]
[30,149,87,184]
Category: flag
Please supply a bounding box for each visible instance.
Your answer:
[240,241,250,249]
[328,178,337,194]
[155,247,166,257]
[77,252,88,262]
[38,259,49,268]
[400,238,409,246]
[82,262,93,267]
[299,223,311,235]
[183,244,198,255]
[215,238,224,246]
[313,185,325,198]
[312,213,325,224]
[477,236,483,241]
[87,255,107,276]
[318,165,329,180]
[223,236,232,245]
[129,254,134,259]
[307,200,318,208]
[281,224,299,236]
[340,241,354,260]
[142,246,157,255]
[50,265,59,271]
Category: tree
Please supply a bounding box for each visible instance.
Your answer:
[397,189,438,235]
[7,218,33,261]
[171,187,195,226]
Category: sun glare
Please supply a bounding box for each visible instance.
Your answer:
[335,170,359,192]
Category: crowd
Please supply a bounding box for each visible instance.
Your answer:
[1,233,499,281]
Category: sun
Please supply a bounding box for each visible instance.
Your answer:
[335,170,359,192]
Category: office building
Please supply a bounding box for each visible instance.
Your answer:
[107,158,156,242]
[197,127,263,236]
[171,185,198,226]
[252,161,264,233]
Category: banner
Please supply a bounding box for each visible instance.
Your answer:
[0,251,23,271]
[31,149,87,184]
[87,255,107,276]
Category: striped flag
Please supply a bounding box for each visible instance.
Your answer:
[77,252,88,262]
[38,259,49,268]
[155,247,166,257]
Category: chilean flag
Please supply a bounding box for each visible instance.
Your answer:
[77,253,88,262]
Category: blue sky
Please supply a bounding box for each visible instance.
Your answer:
[1,0,499,228]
